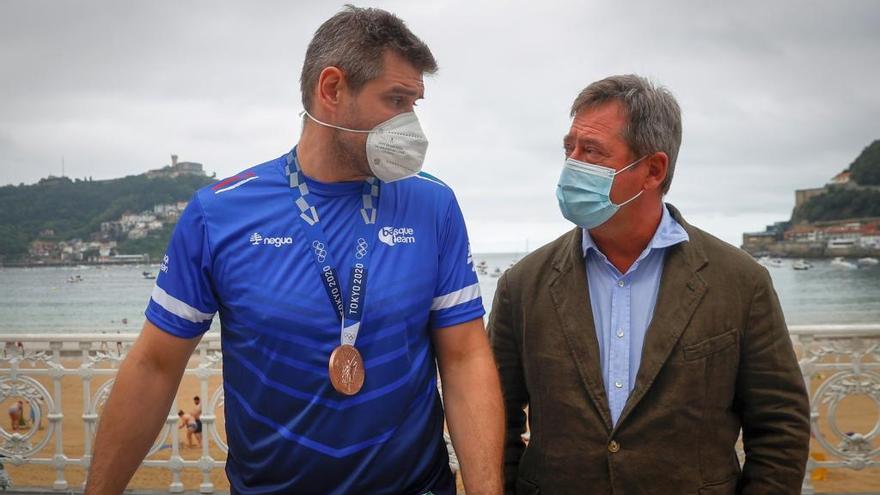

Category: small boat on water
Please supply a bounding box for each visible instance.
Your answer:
[792,259,811,271]
[142,271,157,280]
[758,256,784,268]
[831,257,858,270]
[475,260,488,275]
[66,275,83,283]
[857,257,879,266]
[490,267,502,278]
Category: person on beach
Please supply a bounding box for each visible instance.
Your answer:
[190,396,202,446]
[86,6,503,495]
[489,74,810,494]
[7,401,23,432]
[176,410,199,448]
[28,401,35,429]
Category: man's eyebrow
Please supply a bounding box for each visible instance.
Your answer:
[573,136,607,149]
[385,85,423,98]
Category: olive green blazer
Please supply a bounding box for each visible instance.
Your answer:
[488,205,809,495]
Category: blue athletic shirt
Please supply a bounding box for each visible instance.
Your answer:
[145,147,484,494]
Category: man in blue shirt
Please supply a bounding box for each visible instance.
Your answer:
[489,75,809,494]
[87,7,503,494]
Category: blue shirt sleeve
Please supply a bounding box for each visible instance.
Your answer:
[429,193,485,329]
[145,194,218,338]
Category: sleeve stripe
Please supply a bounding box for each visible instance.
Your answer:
[214,175,259,194]
[151,285,215,323]
[431,283,481,311]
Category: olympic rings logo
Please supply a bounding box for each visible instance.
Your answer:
[355,238,368,259]
[312,240,327,262]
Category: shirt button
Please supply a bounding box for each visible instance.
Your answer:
[617,330,624,338]
[608,440,620,453]
[615,381,623,389]
[617,280,625,288]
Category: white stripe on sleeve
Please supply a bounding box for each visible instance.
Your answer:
[151,285,215,323]
[431,283,481,311]
[214,175,259,194]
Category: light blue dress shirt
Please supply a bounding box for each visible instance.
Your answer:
[582,204,690,425]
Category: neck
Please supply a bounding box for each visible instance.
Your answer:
[589,199,664,273]
[297,124,370,183]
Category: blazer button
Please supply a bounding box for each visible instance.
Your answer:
[608,440,620,453]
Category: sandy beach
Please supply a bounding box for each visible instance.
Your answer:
[2,356,877,493]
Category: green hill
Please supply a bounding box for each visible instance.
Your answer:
[795,188,880,223]
[850,139,880,186]
[792,138,880,223]
[0,174,214,262]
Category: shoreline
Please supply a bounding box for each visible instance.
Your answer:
[0,260,156,268]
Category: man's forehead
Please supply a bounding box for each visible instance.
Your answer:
[569,104,625,138]
[379,70,424,90]
[376,51,425,92]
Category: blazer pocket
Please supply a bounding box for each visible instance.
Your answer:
[698,476,737,495]
[682,328,738,361]
[516,477,541,495]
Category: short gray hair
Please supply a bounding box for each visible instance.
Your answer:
[570,75,682,194]
[300,5,438,112]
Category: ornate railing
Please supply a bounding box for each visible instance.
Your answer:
[0,334,224,493]
[0,325,878,493]
[792,324,880,494]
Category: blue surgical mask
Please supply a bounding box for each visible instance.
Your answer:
[556,155,647,229]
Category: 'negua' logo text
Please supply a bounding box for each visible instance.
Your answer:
[250,233,293,248]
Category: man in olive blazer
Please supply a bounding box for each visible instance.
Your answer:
[489,75,810,495]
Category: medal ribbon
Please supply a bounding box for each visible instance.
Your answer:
[285,148,379,346]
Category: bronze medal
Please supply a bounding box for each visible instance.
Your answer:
[329,344,365,395]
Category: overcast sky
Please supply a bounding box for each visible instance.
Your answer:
[1,1,878,252]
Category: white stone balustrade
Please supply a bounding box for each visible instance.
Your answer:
[0,325,878,493]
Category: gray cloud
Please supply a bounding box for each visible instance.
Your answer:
[1,0,878,251]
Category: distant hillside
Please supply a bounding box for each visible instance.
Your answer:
[850,139,880,186]
[0,174,214,261]
[792,139,880,223]
[795,188,880,223]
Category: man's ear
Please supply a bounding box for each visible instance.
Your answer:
[314,66,346,114]
[644,151,669,192]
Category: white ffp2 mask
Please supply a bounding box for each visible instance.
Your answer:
[302,110,429,182]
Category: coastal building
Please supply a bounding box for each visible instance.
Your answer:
[754,217,880,257]
[794,186,827,209]
[828,170,852,186]
[741,231,778,255]
[37,175,72,186]
[145,154,207,179]
[28,240,58,259]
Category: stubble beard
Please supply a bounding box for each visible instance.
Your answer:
[330,102,372,179]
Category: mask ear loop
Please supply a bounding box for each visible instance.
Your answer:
[612,154,649,176]
[611,154,649,207]
[614,189,644,208]
[300,109,372,134]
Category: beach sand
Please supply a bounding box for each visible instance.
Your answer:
[2,357,877,493]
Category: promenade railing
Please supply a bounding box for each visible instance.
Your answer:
[0,324,878,493]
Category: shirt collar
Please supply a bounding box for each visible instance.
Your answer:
[582,204,690,260]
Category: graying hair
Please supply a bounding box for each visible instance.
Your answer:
[570,75,682,194]
[300,5,438,112]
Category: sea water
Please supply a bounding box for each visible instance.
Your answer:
[0,254,878,334]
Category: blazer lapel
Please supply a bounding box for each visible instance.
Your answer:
[548,228,614,431]
[614,205,708,429]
